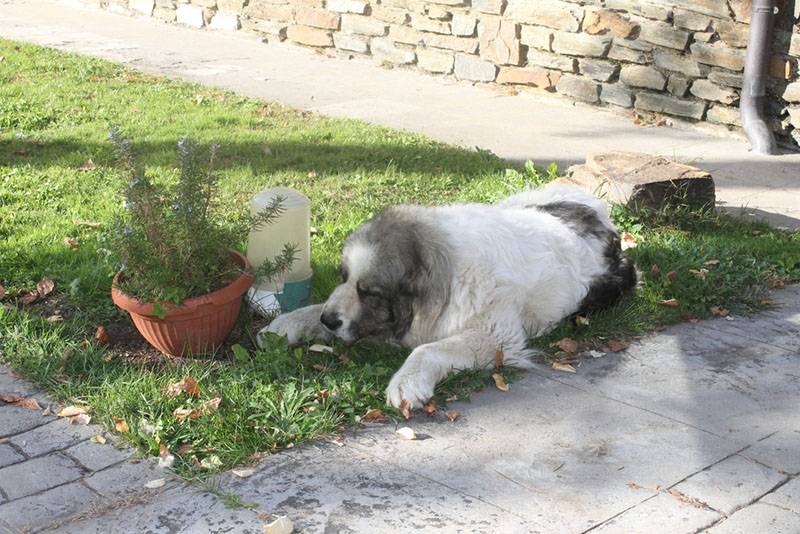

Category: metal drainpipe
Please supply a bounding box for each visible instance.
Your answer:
[741,0,778,155]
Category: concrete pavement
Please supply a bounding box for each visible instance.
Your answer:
[1,0,799,229]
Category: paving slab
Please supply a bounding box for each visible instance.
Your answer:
[222,442,543,533]
[0,481,99,533]
[0,443,24,469]
[706,502,800,534]
[9,418,96,457]
[83,459,174,499]
[589,493,721,534]
[762,477,800,514]
[0,453,84,500]
[57,485,268,534]
[672,455,787,515]
[742,431,800,475]
[0,365,38,397]
[548,319,800,443]
[0,404,55,439]
[63,439,131,472]
[1,0,799,231]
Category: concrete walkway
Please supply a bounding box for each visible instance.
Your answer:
[1,0,799,230]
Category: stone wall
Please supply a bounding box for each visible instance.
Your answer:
[87,0,800,148]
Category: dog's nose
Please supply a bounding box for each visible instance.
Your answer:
[320,311,343,331]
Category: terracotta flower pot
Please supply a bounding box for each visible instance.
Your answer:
[111,251,254,356]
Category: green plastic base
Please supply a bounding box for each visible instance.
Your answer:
[276,275,312,312]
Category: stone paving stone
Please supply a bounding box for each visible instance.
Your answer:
[673,455,787,515]
[223,443,543,533]
[706,502,800,533]
[10,417,96,457]
[0,481,99,533]
[0,443,25,469]
[64,439,131,472]
[762,476,800,513]
[84,459,170,499]
[591,493,721,533]
[742,430,800,475]
[59,485,267,533]
[0,453,84,500]
[0,404,54,438]
[0,365,38,397]
[554,322,800,443]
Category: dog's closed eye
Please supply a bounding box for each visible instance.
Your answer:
[356,282,383,299]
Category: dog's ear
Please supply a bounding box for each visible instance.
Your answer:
[408,229,450,316]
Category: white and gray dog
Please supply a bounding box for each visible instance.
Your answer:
[259,182,635,409]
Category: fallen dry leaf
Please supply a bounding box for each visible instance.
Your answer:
[94,326,110,344]
[144,478,166,489]
[231,467,256,478]
[78,159,96,172]
[0,395,43,411]
[263,516,294,534]
[710,306,729,317]
[200,455,222,470]
[495,349,504,369]
[90,434,107,444]
[58,349,73,371]
[46,314,63,323]
[194,94,204,105]
[174,397,222,423]
[650,264,661,276]
[0,285,6,300]
[312,364,327,372]
[308,344,334,354]
[63,237,79,249]
[667,488,708,510]
[166,376,201,399]
[37,277,55,298]
[177,444,193,455]
[395,427,417,440]
[19,290,40,306]
[422,399,437,416]
[446,411,460,422]
[338,352,350,365]
[69,413,92,425]
[551,362,577,373]
[689,268,708,280]
[666,271,678,281]
[307,170,318,178]
[42,405,52,416]
[575,315,590,326]
[400,399,412,420]
[659,298,679,308]
[704,259,720,266]
[57,405,89,417]
[627,482,644,490]
[554,337,578,353]
[492,373,509,392]
[621,231,638,250]
[607,340,629,352]
[14,148,30,157]
[362,408,388,423]
[113,417,129,433]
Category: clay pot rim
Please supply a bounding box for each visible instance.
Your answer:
[111,250,254,319]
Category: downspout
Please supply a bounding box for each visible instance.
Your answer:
[741,0,777,155]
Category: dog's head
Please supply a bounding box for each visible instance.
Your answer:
[320,207,450,344]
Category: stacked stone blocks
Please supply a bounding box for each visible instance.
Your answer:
[83,0,800,147]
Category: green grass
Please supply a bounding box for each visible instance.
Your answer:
[1,39,799,476]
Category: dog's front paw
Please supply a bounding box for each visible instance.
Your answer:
[385,364,436,410]
[258,312,311,347]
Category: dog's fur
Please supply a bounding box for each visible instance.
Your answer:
[260,183,636,408]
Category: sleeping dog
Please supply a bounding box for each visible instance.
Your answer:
[259,182,636,409]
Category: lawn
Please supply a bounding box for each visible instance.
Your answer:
[1,39,799,477]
